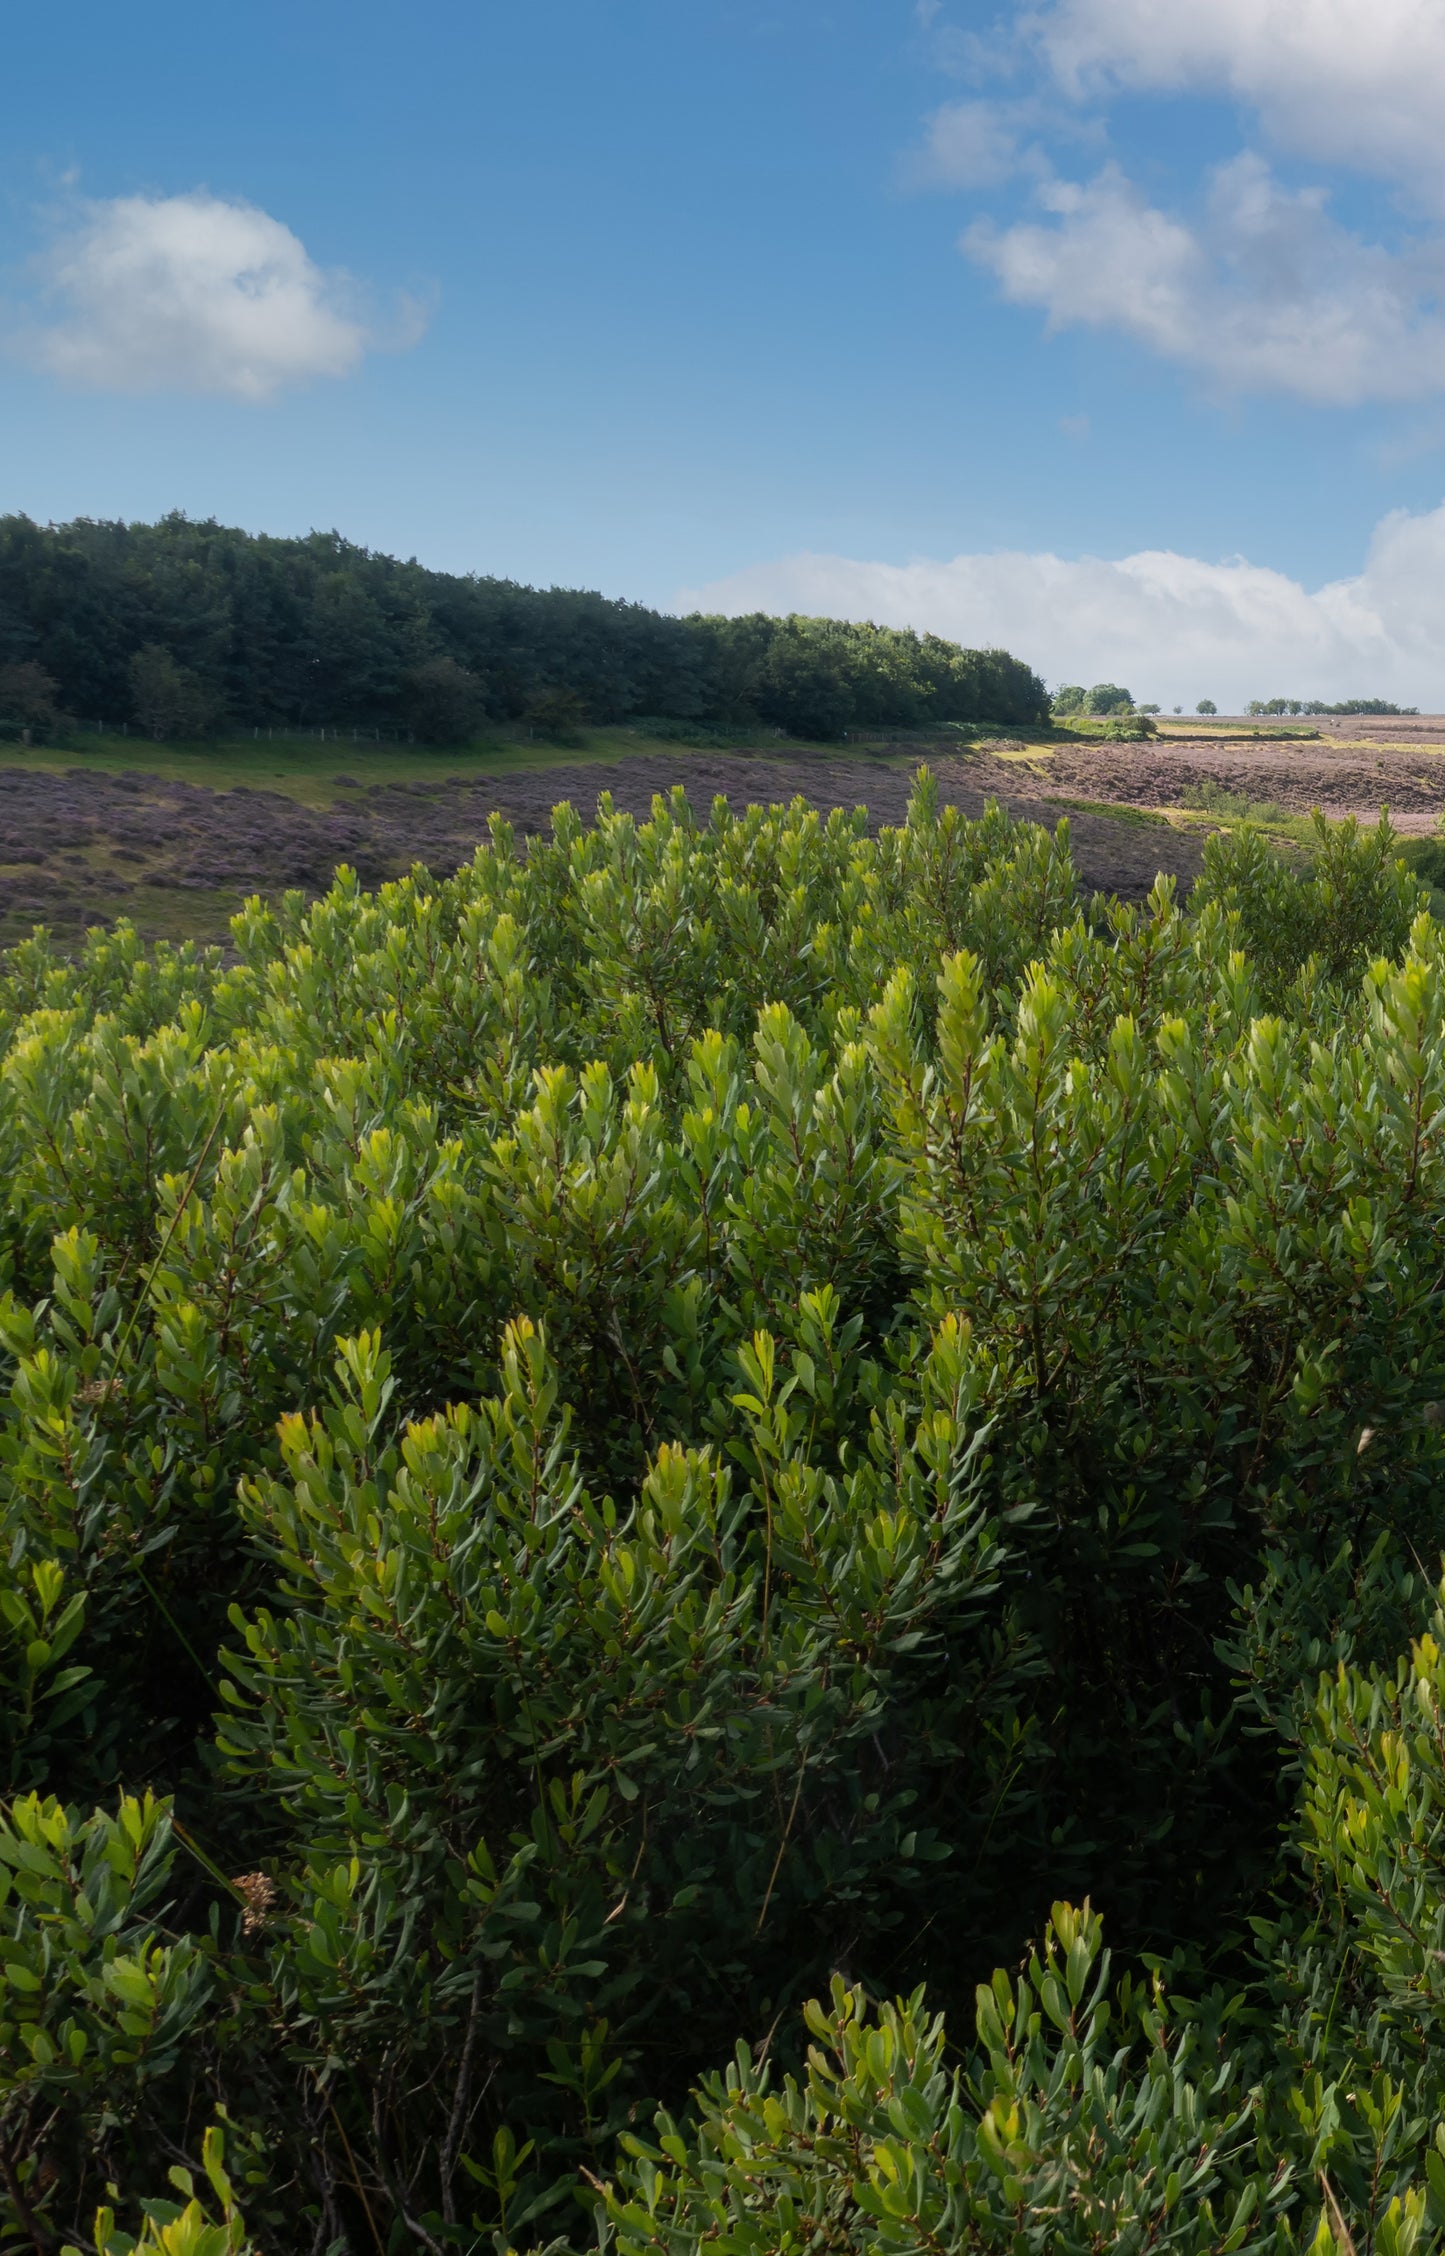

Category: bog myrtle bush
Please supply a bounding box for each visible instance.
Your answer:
[2,777,1445,2253]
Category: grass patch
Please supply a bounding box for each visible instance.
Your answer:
[1043,797,1168,827]
[1184,780,1290,824]
[0,722,935,805]
[0,725,795,804]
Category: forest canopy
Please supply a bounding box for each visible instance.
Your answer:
[0,513,1049,742]
[5,780,1445,2253]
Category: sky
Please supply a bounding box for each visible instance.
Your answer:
[6,0,1445,709]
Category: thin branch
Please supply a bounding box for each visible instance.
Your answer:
[324,2096,386,2256]
[755,1747,809,1937]
[1319,2171,1358,2256]
[438,1972,485,2227]
[0,2130,53,2256]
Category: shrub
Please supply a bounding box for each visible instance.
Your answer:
[0,779,1442,2251]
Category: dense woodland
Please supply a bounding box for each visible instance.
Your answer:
[4,778,1445,2252]
[0,516,1049,744]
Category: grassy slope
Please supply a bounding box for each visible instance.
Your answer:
[0,725,807,808]
[0,726,919,953]
[5,717,1417,954]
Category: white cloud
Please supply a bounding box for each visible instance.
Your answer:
[909,3,1445,399]
[905,100,1028,189]
[1030,0,1445,206]
[965,155,1445,406]
[16,192,394,400]
[679,499,1445,712]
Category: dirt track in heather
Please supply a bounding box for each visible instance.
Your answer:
[2,718,1441,949]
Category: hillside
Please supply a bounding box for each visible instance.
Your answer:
[0,513,1048,744]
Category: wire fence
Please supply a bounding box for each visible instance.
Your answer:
[0,720,423,747]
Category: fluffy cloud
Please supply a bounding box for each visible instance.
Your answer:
[18,192,384,400]
[910,2,1445,400]
[1030,0,1445,205]
[967,155,1445,405]
[679,500,1445,712]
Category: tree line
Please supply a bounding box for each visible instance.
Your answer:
[1053,687,1421,722]
[1247,696,1419,716]
[0,513,1049,744]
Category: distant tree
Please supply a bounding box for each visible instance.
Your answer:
[1083,682,1133,715]
[127,645,219,740]
[523,685,588,743]
[1051,685,1086,716]
[405,656,484,744]
[1197,700,1217,715]
[1172,705,1182,714]
[0,660,62,743]
[1136,702,1161,715]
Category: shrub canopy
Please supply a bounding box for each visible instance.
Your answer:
[2,781,1445,2253]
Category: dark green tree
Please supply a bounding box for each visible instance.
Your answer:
[0,662,62,743]
[127,645,219,740]
[404,654,485,743]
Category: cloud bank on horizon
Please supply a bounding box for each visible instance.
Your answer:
[13,192,423,400]
[681,501,1445,713]
[918,0,1445,405]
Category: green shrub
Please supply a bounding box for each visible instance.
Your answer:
[0,779,1443,2251]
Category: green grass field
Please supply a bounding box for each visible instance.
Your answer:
[0,723,820,805]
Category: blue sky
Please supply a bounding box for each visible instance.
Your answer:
[6,0,1445,707]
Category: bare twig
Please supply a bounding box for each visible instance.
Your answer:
[1319,2171,1358,2256]
[438,1972,485,2227]
[324,2095,386,2256]
[755,1747,808,1937]
[0,2128,53,2256]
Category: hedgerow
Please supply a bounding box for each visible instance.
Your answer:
[3,779,1445,2254]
